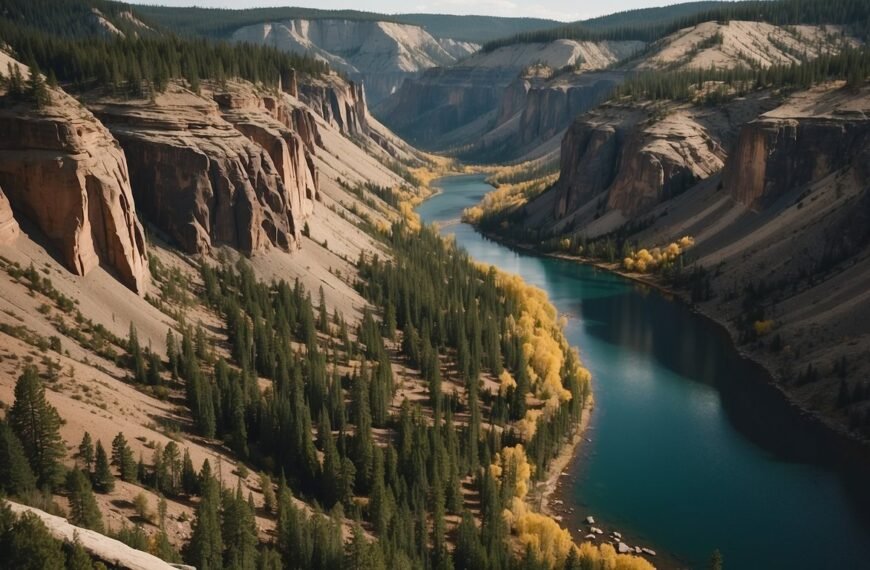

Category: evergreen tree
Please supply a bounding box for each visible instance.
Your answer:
[66,537,94,570]
[9,366,65,488]
[260,472,275,514]
[25,64,50,109]
[187,460,223,570]
[222,483,258,570]
[77,432,94,474]
[92,441,114,493]
[0,511,65,570]
[182,449,199,496]
[128,324,147,384]
[111,432,137,483]
[65,469,104,532]
[0,420,37,496]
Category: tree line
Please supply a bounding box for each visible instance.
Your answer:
[481,0,870,52]
[0,0,329,98]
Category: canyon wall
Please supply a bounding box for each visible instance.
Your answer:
[724,115,870,210]
[545,102,734,227]
[0,85,149,293]
[231,19,477,103]
[298,73,369,138]
[91,85,311,256]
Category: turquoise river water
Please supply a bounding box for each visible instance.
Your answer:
[416,174,870,569]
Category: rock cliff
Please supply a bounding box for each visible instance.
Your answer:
[231,19,477,104]
[90,85,306,256]
[724,113,870,210]
[213,83,320,222]
[0,74,149,293]
[298,73,369,138]
[376,39,641,153]
[0,186,20,245]
[548,104,730,224]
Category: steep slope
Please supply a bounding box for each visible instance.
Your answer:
[231,19,477,103]
[0,56,149,294]
[636,21,859,71]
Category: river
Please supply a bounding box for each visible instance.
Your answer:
[417,174,870,569]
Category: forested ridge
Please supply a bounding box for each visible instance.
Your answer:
[482,0,870,52]
[0,0,329,96]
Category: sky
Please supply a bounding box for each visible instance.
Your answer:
[132,0,686,23]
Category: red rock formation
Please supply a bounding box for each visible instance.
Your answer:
[0,86,148,293]
[91,86,301,256]
[0,186,20,245]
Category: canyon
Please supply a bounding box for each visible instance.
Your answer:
[0,1,869,569]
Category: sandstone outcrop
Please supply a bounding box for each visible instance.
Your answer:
[90,85,304,256]
[0,80,148,293]
[299,73,369,137]
[213,83,319,222]
[0,185,20,245]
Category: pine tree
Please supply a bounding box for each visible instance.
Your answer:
[2,511,65,570]
[128,324,147,384]
[26,64,50,109]
[9,366,65,488]
[350,368,374,492]
[0,420,37,496]
[166,330,179,380]
[65,470,104,532]
[318,286,329,333]
[66,537,94,570]
[78,432,94,474]
[222,483,258,570]
[146,351,162,386]
[92,441,114,493]
[318,411,342,507]
[260,472,275,514]
[111,433,137,483]
[186,461,223,570]
[182,449,199,496]
[6,63,25,99]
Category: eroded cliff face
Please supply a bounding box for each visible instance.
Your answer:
[0,186,20,245]
[724,114,870,210]
[0,83,149,293]
[90,85,303,256]
[376,39,642,151]
[543,98,769,229]
[231,19,477,103]
[213,83,320,223]
[298,73,369,137]
[374,66,519,147]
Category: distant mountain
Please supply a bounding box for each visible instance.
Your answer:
[131,4,559,45]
